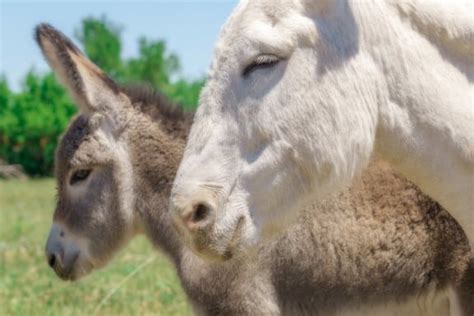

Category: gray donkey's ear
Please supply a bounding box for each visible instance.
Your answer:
[35,23,128,117]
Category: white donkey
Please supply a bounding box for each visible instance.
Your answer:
[170,0,474,259]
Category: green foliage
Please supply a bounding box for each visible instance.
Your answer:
[0,16,204,176]
[75,16,124,78]
[166,77,205,111]
[124,37,204,110]
[126,37,180,87]
[0,73,76,176]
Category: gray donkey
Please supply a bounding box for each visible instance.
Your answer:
[37,24,472,316]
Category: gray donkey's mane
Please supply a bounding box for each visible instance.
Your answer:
[121,84,193,123]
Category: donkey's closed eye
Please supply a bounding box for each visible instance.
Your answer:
[70,169,92,185]
[243,54,280,77]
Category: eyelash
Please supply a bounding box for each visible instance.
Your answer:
[243,55,280,77]
[70,169,92,185]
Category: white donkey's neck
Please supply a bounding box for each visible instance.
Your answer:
[354,1,474,244]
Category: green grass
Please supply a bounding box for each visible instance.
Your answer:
[0,179,192,316]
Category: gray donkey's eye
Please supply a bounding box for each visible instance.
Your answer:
[70,169,92,186]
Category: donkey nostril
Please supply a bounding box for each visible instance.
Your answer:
[47,253,56,268]
[178,202,215,232]
[191,203,210,223]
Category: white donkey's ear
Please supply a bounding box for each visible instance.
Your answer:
[35,23,129,119]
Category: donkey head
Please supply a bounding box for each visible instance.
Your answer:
[170,0,380,260]
[37,24,138,280]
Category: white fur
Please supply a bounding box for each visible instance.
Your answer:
[171,0,474,250]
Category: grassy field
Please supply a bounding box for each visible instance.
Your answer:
[0,179,192,316]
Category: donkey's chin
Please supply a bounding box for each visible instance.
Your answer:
[53,257,95,282]
[189,215,259,262]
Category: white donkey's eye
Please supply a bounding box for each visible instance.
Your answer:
[243,54,280,77]
[70,169,92,186]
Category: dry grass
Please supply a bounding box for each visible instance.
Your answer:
[0,179,192,316]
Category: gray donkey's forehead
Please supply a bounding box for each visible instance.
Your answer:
[55,114,92,179]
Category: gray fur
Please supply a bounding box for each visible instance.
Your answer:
[38,24,473,315]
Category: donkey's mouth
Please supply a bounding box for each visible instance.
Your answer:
[52,252,95,281]
[53,252,78,281]
[223,215,246,260]
[190,215,247,262]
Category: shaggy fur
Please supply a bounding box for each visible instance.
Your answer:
[38,24,473,315]
[169,0,474,258]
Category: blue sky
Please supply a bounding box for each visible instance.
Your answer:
[0,0,238,91]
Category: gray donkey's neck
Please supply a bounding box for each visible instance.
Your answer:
[125,86,192,263]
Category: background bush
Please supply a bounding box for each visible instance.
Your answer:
[0,16,204,177]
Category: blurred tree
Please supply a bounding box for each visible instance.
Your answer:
[1,16,204,176]
[125,37,204,109]
[166,77,205,111]
[126,38,179,90]
[0,76,11,111]
[0,72,75,175]
[75,17,203,108]
[75,16,124,79]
